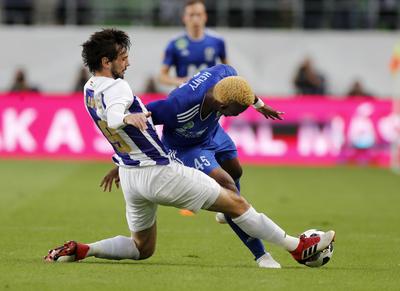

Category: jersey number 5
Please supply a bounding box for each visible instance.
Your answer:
[194,156,211,171]
[97,120,131,153]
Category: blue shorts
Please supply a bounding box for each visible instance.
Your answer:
[167,127,238,174]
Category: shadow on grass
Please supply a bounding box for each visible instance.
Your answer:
[40,259,393,271]
[77,260,262,269]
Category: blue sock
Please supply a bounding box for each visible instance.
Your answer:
[225,179,266,260]
[225,215,266,260]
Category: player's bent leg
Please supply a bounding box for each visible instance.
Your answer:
[131,222,157,260]
[86,223,157,261]
[208,167,238,193]
[207,188,290,247]
[206,168,240,224]
[87,235,140,260]
[118,165,158,259]
[230,205,297,249]
[208,167,238,224]
[219,157,243,183]
[44,224,157,263]
[227,202,336,260]
[207,187,333,259]
[219,156,242,193]
[206,187,249,218]
[44,236,140,263]
[208,168,275,266]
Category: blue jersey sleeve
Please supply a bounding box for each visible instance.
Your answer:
[162,41,175,67]
[208,64,237,79]
[147,98,178,126]
[219,39,227,61]
[222,64,237,76]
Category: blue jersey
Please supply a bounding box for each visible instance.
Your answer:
[162,30,226,78]
[147,64,237,149]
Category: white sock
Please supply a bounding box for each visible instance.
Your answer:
[232,207,299,251]
[87,235,140,260]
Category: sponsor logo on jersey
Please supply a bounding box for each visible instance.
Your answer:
[175,127,208,138]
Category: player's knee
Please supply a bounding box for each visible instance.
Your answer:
[210,170,239,193]
[229,166,243,181]
[227,192,250,218]
[234,195,250,215]
[209,188,250,218]
[218,178,237,193]
[137,244,156,260]
[134,235,156,260]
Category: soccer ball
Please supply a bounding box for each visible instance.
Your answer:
[300,229,334,268]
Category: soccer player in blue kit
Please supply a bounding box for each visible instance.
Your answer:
[159,0,228,87]
[103,64,285,268]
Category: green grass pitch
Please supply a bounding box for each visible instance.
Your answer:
[0,160,399,290]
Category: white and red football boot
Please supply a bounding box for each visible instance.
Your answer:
[44,240,89,262]
[290,230,335,263]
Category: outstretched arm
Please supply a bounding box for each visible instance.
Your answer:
[253,96,284,120]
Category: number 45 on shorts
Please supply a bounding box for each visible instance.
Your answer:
[194,156,211,171]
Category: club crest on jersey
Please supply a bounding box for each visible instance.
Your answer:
[175,38,188,50]
[204,47,215,62]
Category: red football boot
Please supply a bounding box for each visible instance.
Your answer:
[290,230,335,263]
[44,241,89,262]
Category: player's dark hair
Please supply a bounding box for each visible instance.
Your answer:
[184,0,205,8]
[81,29,131,73]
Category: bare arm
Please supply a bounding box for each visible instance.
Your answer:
[159,65,188,87]
[253,96,284,120]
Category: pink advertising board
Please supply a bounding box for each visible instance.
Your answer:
[0,93,398,166]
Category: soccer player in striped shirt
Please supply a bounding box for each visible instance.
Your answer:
[44,29,335,266]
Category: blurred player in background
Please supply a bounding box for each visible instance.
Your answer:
[102,64,286,268]
[159,0,227,218]
[159,0,228,87]
[45,28,335,266]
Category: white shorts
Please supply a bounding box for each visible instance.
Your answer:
[118,161,221,232]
